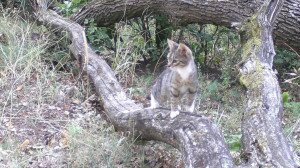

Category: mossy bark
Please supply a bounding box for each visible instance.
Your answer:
[238,1,298,167]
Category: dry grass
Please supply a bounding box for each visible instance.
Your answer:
[0,11,139,168]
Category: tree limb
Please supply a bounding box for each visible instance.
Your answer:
[71,0,300,54]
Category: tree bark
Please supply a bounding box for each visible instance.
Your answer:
[274,0,300,53]
[237,0,299,167]
[72,0,300,54]
[35,2,234,168]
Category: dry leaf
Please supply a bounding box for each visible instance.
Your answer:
[72,99,81,104]
[16,85,23,91]
[19,139,30,151]
[46,136,56,147]
[0,71,5,77]
[60,130,69,148]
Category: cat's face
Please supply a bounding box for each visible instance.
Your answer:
[167,39,192,68]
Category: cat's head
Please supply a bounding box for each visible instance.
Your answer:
[167,39,193,68]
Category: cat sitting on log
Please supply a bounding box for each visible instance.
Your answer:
[150,39,198,118]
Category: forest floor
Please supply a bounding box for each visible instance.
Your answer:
[0,71,185,167]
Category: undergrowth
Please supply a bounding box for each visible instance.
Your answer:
[0,10,137,168]
[0,12,58,109]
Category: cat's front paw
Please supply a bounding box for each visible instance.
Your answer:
[170,110,180,118]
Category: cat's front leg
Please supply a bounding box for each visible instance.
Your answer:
[170,87,180,118]
[184,87,197,112]
[150,94,160,109]
[186,99,195,112]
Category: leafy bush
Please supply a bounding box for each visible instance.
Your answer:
[274,48,300,74]
[274,48,300,101]
[84,18,113,52]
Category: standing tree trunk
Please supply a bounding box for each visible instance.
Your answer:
[32,0,299,167]
[238,0,298,167]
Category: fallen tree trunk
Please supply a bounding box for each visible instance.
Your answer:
[35,2,234,168]
[72,0,300,54]
[34,0,300,167]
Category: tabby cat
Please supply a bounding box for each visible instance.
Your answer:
[150,39,198,118]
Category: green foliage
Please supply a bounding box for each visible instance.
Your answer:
[82,16,161,86]
[57,0,89,16]
[274,48,300,74]
[128,74,154,98]
[199,78,245,108]
[0,14,46,80]
[140,74,155,87]
[274,48,300,101]
[2,0,31,11]
[84,18,113,52]
[284,102,300,117]
[0,11,72,107]
[206,80,221,101]
[155,14,173,50]
[67,122,83,135]
[184,24,240,69]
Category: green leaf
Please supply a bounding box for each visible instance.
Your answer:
[226,134,242,152]
[282,92,289,104]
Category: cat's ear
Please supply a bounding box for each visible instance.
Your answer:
[178,43,192,57]
[167,39,178,50]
